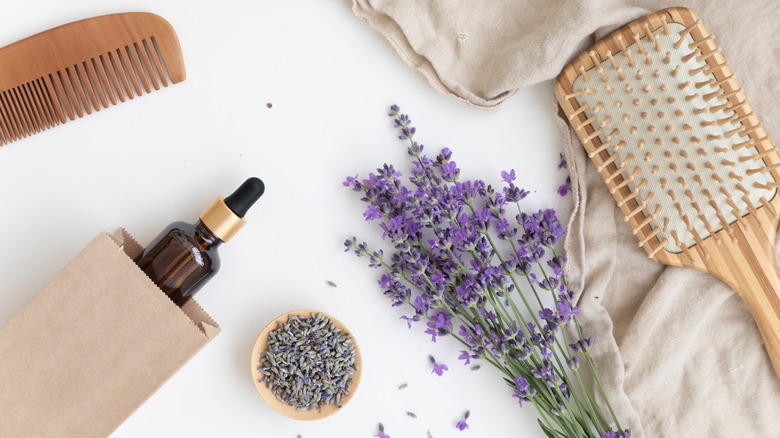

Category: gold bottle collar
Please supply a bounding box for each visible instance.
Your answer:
[199,197,245,242]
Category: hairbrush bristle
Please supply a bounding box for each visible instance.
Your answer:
[562,15,778,256]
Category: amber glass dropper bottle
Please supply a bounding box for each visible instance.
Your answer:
[136,177,265,307]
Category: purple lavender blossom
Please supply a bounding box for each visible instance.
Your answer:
[364,203,382,221]
[557,175,572,196]
[569,336,593,353]
[455,410,470,431]
[374,423,390,438]
[504,184,530,203]
[424,311,453,342]
[558,153,567,169]
[430,355,448,376]
[556,300,579,322]
[343,175,361,191]
[548,254,568,279]
[441,161,460,182]
[501,169,516,183]
[512,375,537,407]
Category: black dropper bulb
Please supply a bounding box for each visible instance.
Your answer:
[224,177,265,218]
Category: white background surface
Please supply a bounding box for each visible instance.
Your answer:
[0,1,569,437]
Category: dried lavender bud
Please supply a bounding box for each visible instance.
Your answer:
[406,411,417,418]
[455,410,470,431]
[398,383,408,389]
[375,423,390,438]
[258,313,358,410]
[429,355,448,376]
[471,365,481,371]
[326,280,338,287]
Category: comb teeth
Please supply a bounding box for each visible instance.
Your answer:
[563,17,778,255]
[0,13,185,146]
[0,36,174,145]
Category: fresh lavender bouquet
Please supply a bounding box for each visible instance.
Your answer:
[345,105,629,438]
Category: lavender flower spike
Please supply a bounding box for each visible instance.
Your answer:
[346,105,628,438]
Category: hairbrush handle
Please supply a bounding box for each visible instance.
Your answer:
[706,226,780,379]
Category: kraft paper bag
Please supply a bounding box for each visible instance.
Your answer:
[0,229,220,437]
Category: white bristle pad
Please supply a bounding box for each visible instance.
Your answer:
[572,22,776,253]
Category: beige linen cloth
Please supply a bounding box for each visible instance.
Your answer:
[354,0,780,436]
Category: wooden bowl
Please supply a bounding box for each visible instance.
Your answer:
[250,309,362,420]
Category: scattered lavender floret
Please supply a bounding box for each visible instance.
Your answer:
[557,152,571,197]
[458,350,472,365]
[374,423,390,438]
[429,355,448,376]
[557,176,572,197]
[455,410,470,431]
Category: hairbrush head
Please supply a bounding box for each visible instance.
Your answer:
[557,8,779,260]
[556,7,780,378]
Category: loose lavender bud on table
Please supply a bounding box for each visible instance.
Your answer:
[374,423,390,438]
[429,355,448,376]
[257,312,358,411]
[455,410,470,431]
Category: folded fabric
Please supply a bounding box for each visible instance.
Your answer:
[353,0,780,436]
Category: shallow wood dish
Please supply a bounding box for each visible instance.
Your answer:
[250,309,362,420]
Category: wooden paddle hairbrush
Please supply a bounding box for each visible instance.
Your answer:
[0,12,185,145]
[555,7,780,378]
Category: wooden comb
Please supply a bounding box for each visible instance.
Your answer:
[0,12,185,145]
[555,7,780,378]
